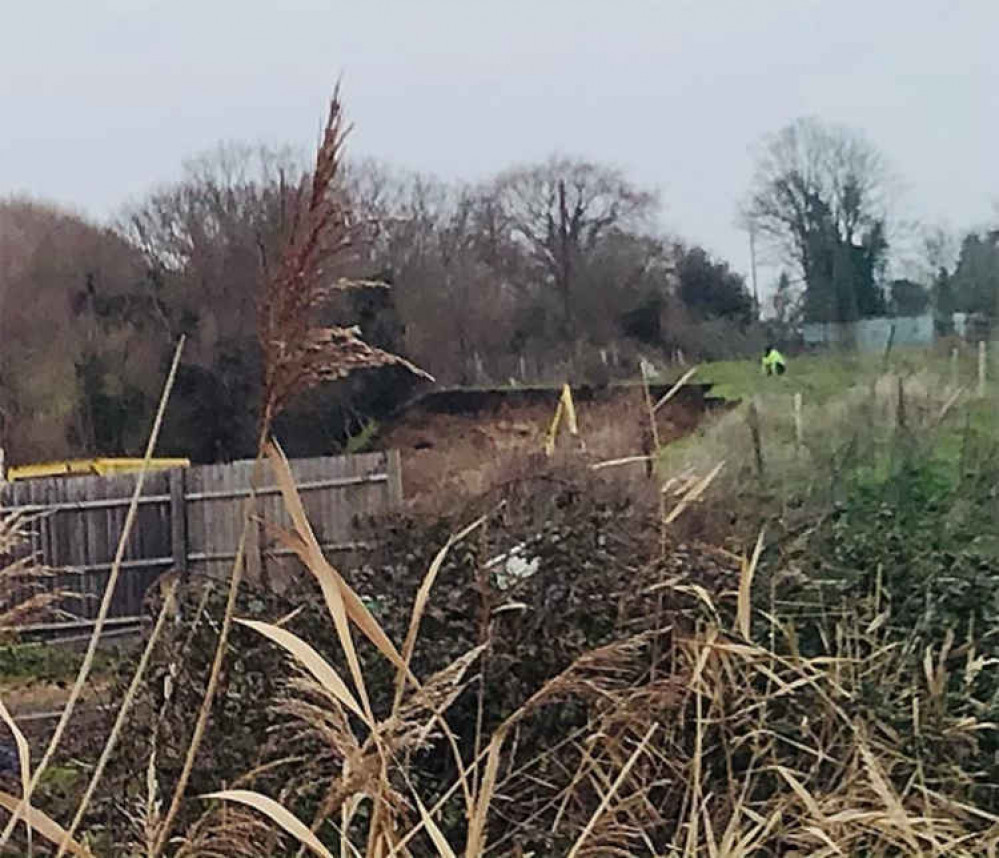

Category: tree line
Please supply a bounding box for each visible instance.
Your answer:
[4,113,995,464]
[0,145,754,463]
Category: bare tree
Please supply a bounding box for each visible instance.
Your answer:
[120,143,305,363]
[346,162,520,382]
[919,224,958,282]
[492,156,658,339]
[744,118,892,321]
[117,145,311,457]
[348,158,682,380]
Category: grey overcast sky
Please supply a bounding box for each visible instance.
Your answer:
[2,0,997,293]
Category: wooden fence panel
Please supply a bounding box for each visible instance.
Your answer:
[1,470,175,621]
[0,451,401,628]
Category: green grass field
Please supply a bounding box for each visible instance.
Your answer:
[694,351,863,402]
[690,343,984,404]
[657,342,999,499]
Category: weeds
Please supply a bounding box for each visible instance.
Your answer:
[0,645,115,686]
[10,365,999,855]
[82,412,995,855]
[159,453,998,855]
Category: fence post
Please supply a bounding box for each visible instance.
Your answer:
[979,340,987,398]
[951,347,959,390]
[747,397,765,480]
[897,375,907,429]
[169,468,188,579]
[245,494,263,585]
[386,449,404,506]
[793,392,803,453]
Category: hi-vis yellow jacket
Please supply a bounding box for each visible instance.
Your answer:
[761,349,787,373]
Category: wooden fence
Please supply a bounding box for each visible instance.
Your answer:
[0,451,402,628]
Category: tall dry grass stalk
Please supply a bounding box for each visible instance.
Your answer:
[259,82,430,426]
[54,577,181,856]
[0,510,68,858]
[0,335,185,857]
[0,84,429,857]
[199,443,504,855]
[0,512,64,632]
[149,85,429,858]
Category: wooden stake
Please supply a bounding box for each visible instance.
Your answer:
[747,397,765,480]
[897,375,907,430]
[979,340,987,398]
[640,361,661,451]
[169,469,188,581]
[951,347,959,390]
[793,392,803,452]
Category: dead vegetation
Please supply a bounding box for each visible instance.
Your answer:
[72,438,999,856]
[0,513,63,634]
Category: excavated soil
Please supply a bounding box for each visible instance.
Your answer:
[375,384,719,503]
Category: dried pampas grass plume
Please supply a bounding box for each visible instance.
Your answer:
[259,83,431,423]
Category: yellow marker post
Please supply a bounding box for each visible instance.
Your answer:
[544,384,580,457]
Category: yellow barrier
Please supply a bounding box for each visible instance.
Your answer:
[6,458,190,482]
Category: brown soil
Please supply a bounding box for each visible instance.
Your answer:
[376,384,713,504]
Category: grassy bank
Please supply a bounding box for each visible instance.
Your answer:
[661,343,999,497]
